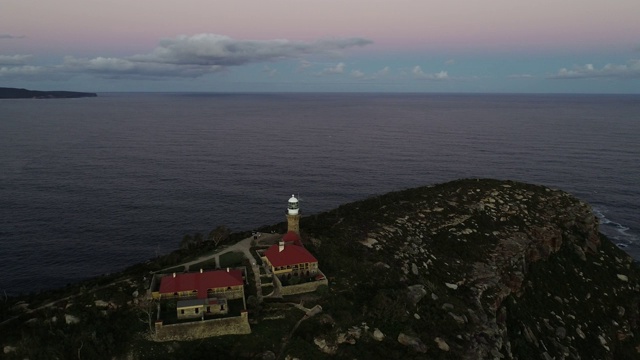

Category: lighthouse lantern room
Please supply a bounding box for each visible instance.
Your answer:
[286,195,300,234]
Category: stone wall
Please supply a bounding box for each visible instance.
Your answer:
[286,213,300,234]
[153,311,250,341]
[278,271,328,296]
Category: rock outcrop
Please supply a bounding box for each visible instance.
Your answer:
[304,179,640,359]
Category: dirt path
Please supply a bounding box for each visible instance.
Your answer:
[170,232,280,272]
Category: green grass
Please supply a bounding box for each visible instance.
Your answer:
[189,258,217,271]
[219,251,246,268]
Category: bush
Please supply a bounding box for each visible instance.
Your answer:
[316,284,329,296]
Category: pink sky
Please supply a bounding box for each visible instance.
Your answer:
[2,0,639,93]
[4,0,639,53]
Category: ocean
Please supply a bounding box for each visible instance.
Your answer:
[1,93,639,295]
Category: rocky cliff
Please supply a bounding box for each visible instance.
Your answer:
[300,179,639,359]
[1,179,638,359]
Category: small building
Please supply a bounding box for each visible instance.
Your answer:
[153,268,245,301]
[176,298,228,320]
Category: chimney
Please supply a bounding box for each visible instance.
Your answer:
[172,272,176,278]
[279,241,285,252]
[200,268,203,273]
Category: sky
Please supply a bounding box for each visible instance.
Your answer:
[1,0,639,93]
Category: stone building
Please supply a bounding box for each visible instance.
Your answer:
[262,195,320,280]
[152,268,245,319]
[176,298,228,320]
[154,268,244,300]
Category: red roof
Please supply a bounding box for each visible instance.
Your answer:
[158,269,243,299]
[265,242,318,267]
[283,231,302,246]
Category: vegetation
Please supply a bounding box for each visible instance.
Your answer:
[219,251,246,268]
[2,179,639,360]
[208,225,231,247]
[188,258,217,271]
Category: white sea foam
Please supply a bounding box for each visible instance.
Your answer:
[593,207,639,247]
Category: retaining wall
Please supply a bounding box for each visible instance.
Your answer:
[278,271,328,296]
[153,311,250,341]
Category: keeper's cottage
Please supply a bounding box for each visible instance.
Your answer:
[263,195,320,280]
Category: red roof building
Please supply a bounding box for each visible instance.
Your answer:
[263,234,319,279]
[156,269,244,300]
[282,231,303,246]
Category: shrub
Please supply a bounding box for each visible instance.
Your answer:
[315,284,329,296]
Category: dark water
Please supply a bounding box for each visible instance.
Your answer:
[1,93,639,295]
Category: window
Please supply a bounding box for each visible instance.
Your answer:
[180,310,184,315]
[195,308,199,314]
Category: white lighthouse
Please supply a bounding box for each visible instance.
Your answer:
[286,194,300,234]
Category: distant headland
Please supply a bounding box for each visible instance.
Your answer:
[0,87,97,99]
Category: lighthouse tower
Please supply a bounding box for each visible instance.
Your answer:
[286,195,300,234]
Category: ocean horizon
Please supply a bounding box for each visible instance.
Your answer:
[1,92,638,295]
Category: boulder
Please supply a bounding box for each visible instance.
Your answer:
[372,328,385,341]
[398,333,428,353]
[434,337,450,351]
[65,314,80,325]
[406,285,427,306]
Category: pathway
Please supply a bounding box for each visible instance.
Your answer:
[173,232,280,272]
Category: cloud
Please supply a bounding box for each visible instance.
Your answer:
[412,66,449,80]
[445,59,455,66]
[0,54,32,65]
[0,53,60,80]
[375,66,390,77]
[62,56,222,79]
[550,59,640,79]
[350,66,390,80]
[351,70,365,78]
[508,74,534,79]
[319,62,346,75]
[0,34,372,80]
[0,65,68,80]
[0,34,25,39]
[131,34,371,67]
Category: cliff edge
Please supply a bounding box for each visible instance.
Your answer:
[302,179,639,359]
[1,179,638,359]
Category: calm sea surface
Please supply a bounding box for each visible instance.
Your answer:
[1,93,639,295]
